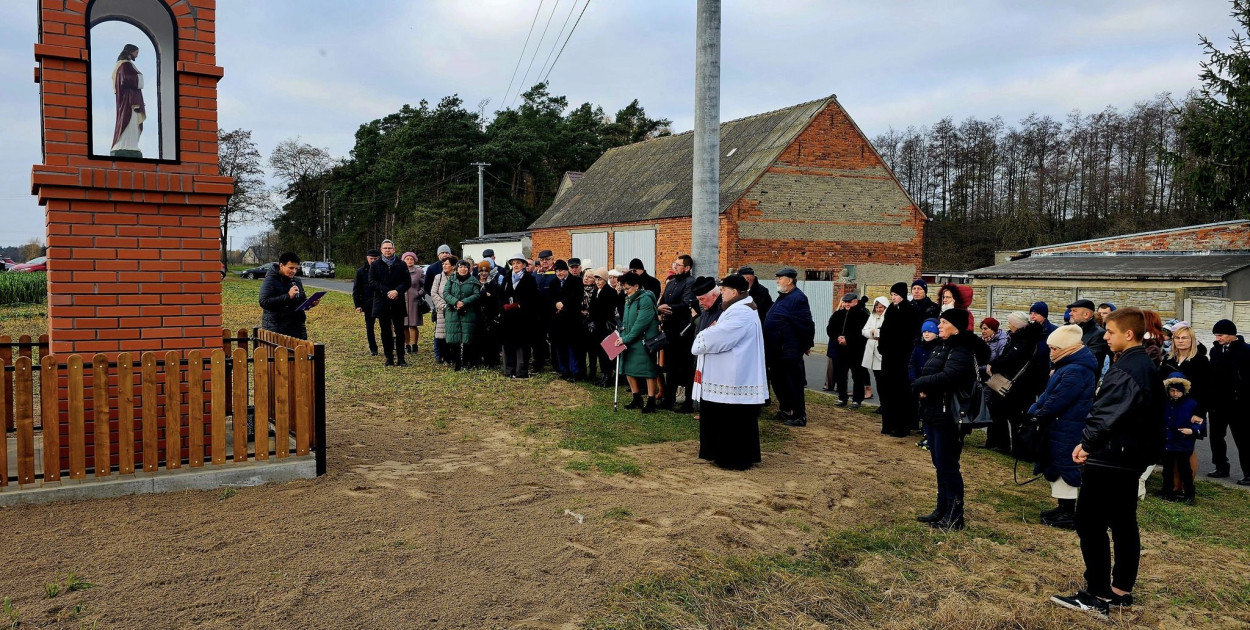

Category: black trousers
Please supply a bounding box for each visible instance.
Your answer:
[1076,465,1141,598]
[363,311,378,354]
[1161,451,1195,497]
[1208,409,1249,474]
[833,352,869,403]
[699,401,762,470]
[504,343,531,377]
[378,311,405,362]
[664,337,695,404]
[771,356,807,419]
[531,331,550,372]
[879,357,915,436]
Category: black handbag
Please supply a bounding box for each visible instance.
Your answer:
[644,333,669,354]
[950,356,994,430]
[1011,415,1051,464]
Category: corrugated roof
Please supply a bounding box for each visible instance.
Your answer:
[1018,220,1250,254]
[461,231,531,244]
[967,253,1250,281]
[529,96,835,230]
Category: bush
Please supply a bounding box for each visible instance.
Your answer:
[0,272,46,305]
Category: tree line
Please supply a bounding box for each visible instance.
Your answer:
[225,1,1249,271]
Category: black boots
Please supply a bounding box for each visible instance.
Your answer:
[1042,499,1077,529]
[929,500,965,531]
[642,396,657,414]
[917,498,947,523]
[625,393,644,409]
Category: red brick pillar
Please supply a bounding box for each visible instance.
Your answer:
[31,0,231,356]
[30,1,232,473]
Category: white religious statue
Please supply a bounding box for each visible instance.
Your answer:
[110,43,145,158]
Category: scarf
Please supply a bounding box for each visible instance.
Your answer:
[381,254,396,267]
[511,271,523,287]
[1049,343,1082,365]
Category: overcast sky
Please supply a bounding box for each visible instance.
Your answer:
[0,0,1241,250]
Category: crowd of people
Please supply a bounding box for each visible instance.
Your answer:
[259,243,1250,620]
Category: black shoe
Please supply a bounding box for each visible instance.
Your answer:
[641,396,657,414]
[873,406,884,415]
[1107,592,1133,608]
[1050,590,1109,619]
[625,394,644,410]
[657,397,674,411]
[850,402,862,409]
[1039,504,1065,520]
[1182,495,1196,506]
[916,506,943,523]
[396,360,408,367]
[384,359,395,366]
[1041,512,1077,530]
[834,399,848,407]
[677,401,694,414]
[1207,469,1230,478]
[783,416,807,427]
[929,515,965,531]
[774,410,794,422]
[1238,478,1250,486]
[370,350,378,356]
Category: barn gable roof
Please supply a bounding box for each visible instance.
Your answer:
[529,96,836,230]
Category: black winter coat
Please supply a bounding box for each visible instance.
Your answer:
[748,281,773,324]
[499,272,540,343]
[1207,336,1250,411]
[911,331,981,426]
[912,296,940,322]
[659,272,696,338]
[548,275,585,342]
[826,305,870,359]
[988,322,1049,412]
[1082,345,1165,472]
[258,268,308,339]
[352,263,371,310]
[369,258,412,319]
[1077,318,1110,371]
[878,300,918,363]
[1162,353,1210,418]
[588,285,619,335]
[634,271,662,301]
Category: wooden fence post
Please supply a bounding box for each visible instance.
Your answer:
[92,354,110,477]
[188,350,204,467]
[163,351,181,470]
[232,348,248,462]
[211,350,227,465]
[274,347,289,459]
[253,347,269,461]
[40,356,59,483]
[117,353,135,475]
[141,353,159,472]
[67,355,85,479]
[15,357,35,486]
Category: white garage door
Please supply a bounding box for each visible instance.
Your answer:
[571,232,608,271]
[613,229,656,271]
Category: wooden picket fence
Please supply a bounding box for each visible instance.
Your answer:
[0,329,326,491]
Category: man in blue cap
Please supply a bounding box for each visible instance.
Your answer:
[763,268,815,426]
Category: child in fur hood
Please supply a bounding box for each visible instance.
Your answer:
[1161,372,1205,504]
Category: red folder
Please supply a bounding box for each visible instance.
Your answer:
[601,331,626,360]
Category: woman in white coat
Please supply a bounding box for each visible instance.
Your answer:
[861,296,889,409]
[692,274,768,470]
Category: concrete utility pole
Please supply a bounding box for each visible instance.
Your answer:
[321,190,330,262]
[692,0,721,277]
[471,162,490,237]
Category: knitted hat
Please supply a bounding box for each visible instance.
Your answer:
[1047,324,1083,349]
[1030,301,1049,318]
[437,244,452,255]
[476,260,492,271]
[921,318,940,335]
[366,249,382,258]
[1008,311,1029,330]
[1213,319,1237,335]
[981,317,1000,332]
[629,258,645,270]
[553,259,569,271]
[940,308,970,331]
[911,278,928,293]
[1098,302,1116,311]
[890,282,909,298]
[591,266,609,280]
[402,251,417,263]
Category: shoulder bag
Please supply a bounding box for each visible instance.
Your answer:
[644,333,669,355]
[950,354,994,430]
[985,343,1036,397]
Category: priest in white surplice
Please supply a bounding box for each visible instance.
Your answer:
[691,274,767,470]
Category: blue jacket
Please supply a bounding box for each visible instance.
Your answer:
[1161,373,1205,453]
[908,337,937,382]
[1028,346,1098,486]
[763,287,815,360]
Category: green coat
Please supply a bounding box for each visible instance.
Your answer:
[619,289,660,378]
[442,273,481,345]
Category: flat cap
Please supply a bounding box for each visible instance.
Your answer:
[1067,298,1096,311]
[841,293,859,303]
[568,257,582,266]
[538,249,554,259]
[366,249,382,258]
[775,268,798,279]
[737,266,755,276]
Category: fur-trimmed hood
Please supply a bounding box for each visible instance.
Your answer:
[1163,371,1191,395]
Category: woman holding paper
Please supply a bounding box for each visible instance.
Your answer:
[691,274,766,470]
[614,273,661,413]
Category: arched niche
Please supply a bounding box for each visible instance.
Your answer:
[87,0,177,161]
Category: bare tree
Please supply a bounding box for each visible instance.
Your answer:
[218,128,268,264]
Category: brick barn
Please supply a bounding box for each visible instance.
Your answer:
[528,95,926,342]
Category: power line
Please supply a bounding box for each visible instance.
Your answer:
[542,0,591,85]
[500,0,546,111]
[511,0,562,109]
[536,0,580,83]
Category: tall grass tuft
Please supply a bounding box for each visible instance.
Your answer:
[0,272,46,305]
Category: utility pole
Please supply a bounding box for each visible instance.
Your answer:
[692,0,721,277]
[471,162,490,237]
[321,190,330,262]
